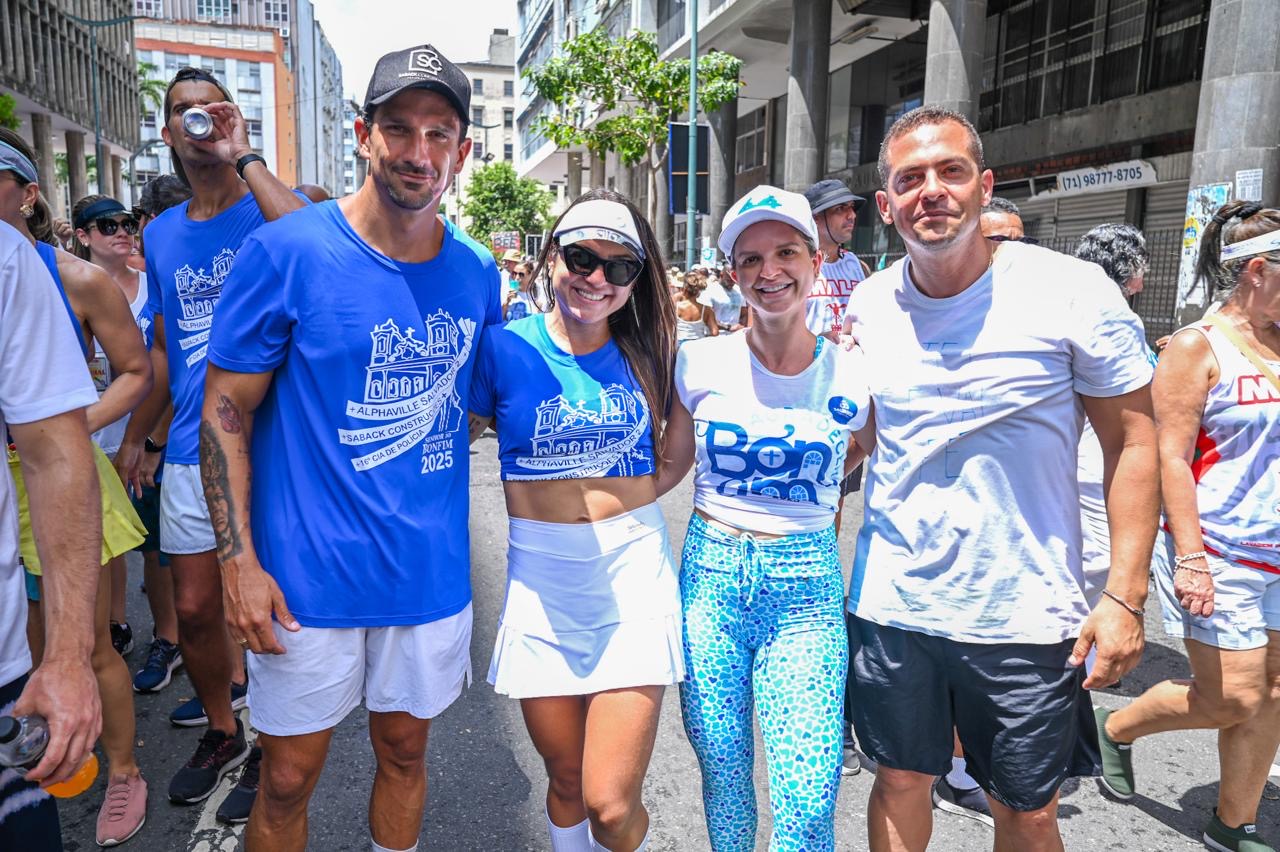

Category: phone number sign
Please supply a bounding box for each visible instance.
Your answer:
[1055,160,1157,196]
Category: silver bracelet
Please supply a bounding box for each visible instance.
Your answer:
[1101,589,1144,619]
[1175,563,1213,575]
[1174,551,1209,569]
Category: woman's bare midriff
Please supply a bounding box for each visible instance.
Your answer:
[504,476,659,524]
[693,508,784,540]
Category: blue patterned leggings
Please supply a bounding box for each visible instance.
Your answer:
[679,514,847,852]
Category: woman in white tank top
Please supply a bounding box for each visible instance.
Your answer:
[1098,202,1280,851]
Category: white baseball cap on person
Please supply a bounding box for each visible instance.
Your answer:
[553,199,646,259]
[718,185,819,258]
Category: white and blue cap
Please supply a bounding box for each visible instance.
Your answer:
[553,199,646,260]
[718,185,818,258]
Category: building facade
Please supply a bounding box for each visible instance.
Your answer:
[134,19,298,188]
[1,0,140,213]
[341,97,361,196]
[448,29,518,238]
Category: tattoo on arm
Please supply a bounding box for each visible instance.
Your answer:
[467,413,490,444]
[199,420,243,562]
[217,393,243,434]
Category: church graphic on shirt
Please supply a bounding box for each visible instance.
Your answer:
[508,384,648,479]
[338,311,475,473]
[174,248,234,329]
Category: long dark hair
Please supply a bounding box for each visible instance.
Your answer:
[69,194,114,261]
[1195,201,1280,301]
[530,189,678,469]
[0,128,55,245]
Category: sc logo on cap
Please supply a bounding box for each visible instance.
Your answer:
[408,48,443,76]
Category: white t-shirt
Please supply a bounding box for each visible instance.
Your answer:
[675,332,871,535]
[697,279,745,328]
[504,289,540,323]
[91,270,150,456]
[0,224,100,686]
[846,242,1154,644]
[804,251,865,335]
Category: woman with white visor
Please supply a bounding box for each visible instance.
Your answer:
[469,189,679,852]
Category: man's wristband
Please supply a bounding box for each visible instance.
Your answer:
[1101,589,1144,619]
[144,437,165,454]
[235,153,267,181]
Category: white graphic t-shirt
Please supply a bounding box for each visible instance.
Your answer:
[0,224,99,685]
[676,332,871,535]
[846,242,1154,644]
[698,279,745,329]
[804,251,865,335]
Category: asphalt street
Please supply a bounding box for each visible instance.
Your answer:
[58,434,1280,851]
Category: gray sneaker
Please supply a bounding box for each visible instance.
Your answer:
[1204,809,1275,852]
[1094,707,1135,800]
[842,726,862,776]
[932,777,994,828]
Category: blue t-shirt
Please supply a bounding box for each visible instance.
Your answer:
[144,193,272,465]
[470,313,656,481]
[207,201,502,627]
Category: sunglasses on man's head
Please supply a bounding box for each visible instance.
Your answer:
[559,243,643,286]
[987,234,1040,245]
[89,217,139,237]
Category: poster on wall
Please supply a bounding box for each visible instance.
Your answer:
[1175,182,1232,324]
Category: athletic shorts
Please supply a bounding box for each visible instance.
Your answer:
[130,484,169,564]
[246,604,473,737]
[848,616,1101,812]
[159,463,215,555]
[1153,530,1280,651]
[840,462,864,497]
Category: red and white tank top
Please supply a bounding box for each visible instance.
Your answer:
[1180,322,1280,572]
[804,251,865,335]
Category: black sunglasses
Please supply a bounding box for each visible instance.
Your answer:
[90,217,139,237]
[987,234,1040,245]
[559,243,643,286]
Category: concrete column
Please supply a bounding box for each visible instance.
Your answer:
[65,131,88,207]
[708,97,738,243]
[30,114,59,216]
[923,0,988,121]
[1180,0,1280,323]
[110,155,124,201]
[588,149,604,192]
[654,164,671,259]
[615,155,633,199]
[784,0,831,192]
[566,152,583,201]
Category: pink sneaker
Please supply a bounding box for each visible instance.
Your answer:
[96,771,147,846]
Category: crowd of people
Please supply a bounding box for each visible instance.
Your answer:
[0,38,1277,852]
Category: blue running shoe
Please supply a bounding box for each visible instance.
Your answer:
[170,681,248,728]
[133,637,182,693]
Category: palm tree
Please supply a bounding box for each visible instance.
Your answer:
[137,61,166,120]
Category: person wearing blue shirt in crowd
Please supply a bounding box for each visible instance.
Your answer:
[659,186,875,851]
[469,191,679,852]
[117,66,306,818]
[201,45,499,852]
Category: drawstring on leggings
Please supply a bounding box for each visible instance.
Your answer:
[737,532,765,608]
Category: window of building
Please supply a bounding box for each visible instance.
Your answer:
[134,0,162,15]
[473,78,484,95]
[472,106,485,125]
[264,0,289,24]
[503,80,514,97]
[474,140,485,160]
[196,0,231,21]
[503,108,514,129]
[735,107,766,174]
[504,143,513,161]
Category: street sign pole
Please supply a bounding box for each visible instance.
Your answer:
[685,0,699,271]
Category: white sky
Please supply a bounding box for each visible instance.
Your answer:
[311,0,519,100]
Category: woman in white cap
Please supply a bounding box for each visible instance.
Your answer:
[469,189,679,852]
[658,185,874,851]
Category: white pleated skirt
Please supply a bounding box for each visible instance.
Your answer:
[488,502,684,698]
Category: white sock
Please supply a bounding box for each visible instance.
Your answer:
[547,807,592,852]
[370,840,417,852]
[945,755,979,791]
[588,825,648,851]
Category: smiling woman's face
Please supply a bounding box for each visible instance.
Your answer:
[729,219,820,320]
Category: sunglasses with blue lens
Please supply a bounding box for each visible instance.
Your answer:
[559,243,644,286]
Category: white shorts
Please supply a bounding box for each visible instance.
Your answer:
[488,503,684,698]
[1154,530,1280,651]
[159,462,216,554]
[247,604,473,736]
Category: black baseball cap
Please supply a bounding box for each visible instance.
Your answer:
[804,179,865,215]
[363,44,471,127]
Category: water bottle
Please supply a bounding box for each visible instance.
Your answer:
[0,715,99,797]
[182,107,214,140]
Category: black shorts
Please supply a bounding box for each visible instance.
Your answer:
[840,462,863,496]
[0,673,63,851]
[847,615,1100,812]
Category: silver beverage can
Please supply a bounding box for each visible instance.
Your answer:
[182,107,214,140]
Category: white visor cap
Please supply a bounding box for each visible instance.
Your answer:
[718,185,819,259]
[553,199,646,260]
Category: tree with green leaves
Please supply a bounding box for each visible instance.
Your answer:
[138,61,167,119]
[0,94,20,131]
[524,29,742,230]
[460,161,554,247]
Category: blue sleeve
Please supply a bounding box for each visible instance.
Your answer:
[207,236,291,373]
[144,252,162,319]
[468,326,499,417]
[484,262,503,328]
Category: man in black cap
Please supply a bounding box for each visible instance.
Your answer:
[802,178,869,337]
[199,44,500,852]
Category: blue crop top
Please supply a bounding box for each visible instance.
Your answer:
[470,313,656,481]
[35,241,88,356]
